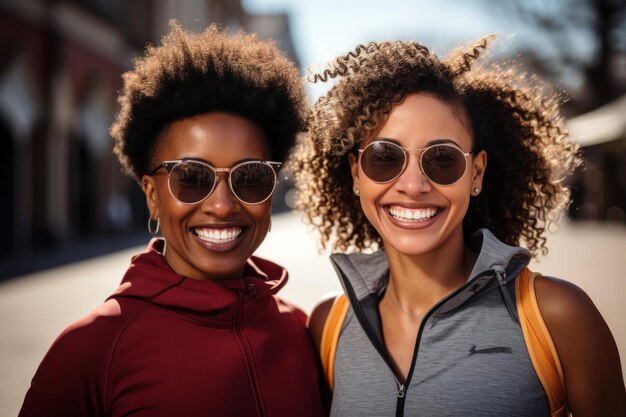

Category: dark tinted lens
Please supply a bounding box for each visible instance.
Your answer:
[230,162,276,204]
[169,161,215,203]
[421,145,466,185]
[360,142,406,182]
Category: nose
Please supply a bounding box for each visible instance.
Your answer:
[199,176,241,217]
[393,152,432,196]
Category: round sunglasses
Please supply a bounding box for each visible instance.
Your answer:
[150,159,282,205]
[358,140,472,185]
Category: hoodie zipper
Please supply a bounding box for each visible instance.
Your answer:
[233,291,267,417]
[339,266,498,417]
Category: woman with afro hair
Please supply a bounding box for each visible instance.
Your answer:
[19,22,325,417]
[294,37,625,416]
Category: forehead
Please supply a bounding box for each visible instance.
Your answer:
[153,112,269,166]
[365,93,472,149]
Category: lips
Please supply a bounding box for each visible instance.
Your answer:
[191,226,244,244]
[387,205,439,222]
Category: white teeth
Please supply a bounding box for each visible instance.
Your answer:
[389,207,437,221]
[194,227,243,243]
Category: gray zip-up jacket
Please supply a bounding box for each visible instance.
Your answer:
[329,228,549,416]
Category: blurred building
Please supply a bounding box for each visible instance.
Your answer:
[567,94,626,224]
[0,0,300,267]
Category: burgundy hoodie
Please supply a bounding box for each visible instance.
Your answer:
[19,239,325,417]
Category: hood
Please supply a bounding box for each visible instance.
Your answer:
[107,239,288,317]
[330,228,530,317]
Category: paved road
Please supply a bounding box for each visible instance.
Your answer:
[1,212,624,416]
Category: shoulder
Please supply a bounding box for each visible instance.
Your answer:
[20,297,152,416]
[308,292,341,353]
[533,275,626,415]
[532,275,615,349]
[274,296,309,327]
[43,296,150,367]
[533,275,598,327]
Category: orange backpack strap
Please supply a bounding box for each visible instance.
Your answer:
[320,293,349,392]
[516,268,569,416]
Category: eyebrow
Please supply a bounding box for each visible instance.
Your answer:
[177,156,266,165]
[178,157,208,163]
[374,137,461,147]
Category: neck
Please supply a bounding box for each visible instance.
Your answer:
[383,234,477,316]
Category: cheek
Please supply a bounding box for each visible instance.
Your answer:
[248,203,272,231]
[160,203,193,230]
[154,180,173,210]
[359,183,389,217]
[440,184,472,215]
[155,184,193,226]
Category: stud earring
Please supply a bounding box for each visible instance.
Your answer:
[148,217,160,236]
[354,188,360,196]
[473,187,480,195]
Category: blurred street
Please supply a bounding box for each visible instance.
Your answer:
[1,211,625,416]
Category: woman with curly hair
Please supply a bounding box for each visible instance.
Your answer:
[295,37,625,416]
[19,23,325,417]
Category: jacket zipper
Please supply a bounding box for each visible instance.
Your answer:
[338,265,497,417]
[233,291,267,417]
[397,270,498,416]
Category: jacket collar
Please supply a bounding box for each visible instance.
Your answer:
[330,228,530,311]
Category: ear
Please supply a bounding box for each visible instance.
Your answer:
[471,150,487,192]
[141,175,160,220]
[348,153,360,195]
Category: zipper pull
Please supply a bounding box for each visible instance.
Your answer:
[397,384,405,398]
[245,282,257,299]
[495,269,519,324]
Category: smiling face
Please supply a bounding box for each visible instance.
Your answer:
[349,93,487,258]
[141,112,273,280]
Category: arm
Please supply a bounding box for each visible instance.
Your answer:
[307,294,338,416]
[307,294,337,353]
[535,275,626,416]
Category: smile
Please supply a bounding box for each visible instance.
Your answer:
[192,227,243,243]
[388,206,438,222]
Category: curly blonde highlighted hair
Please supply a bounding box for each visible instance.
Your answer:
[291,36,581,258]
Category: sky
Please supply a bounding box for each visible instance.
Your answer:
[242,0,593,98]
[243,0,521,68]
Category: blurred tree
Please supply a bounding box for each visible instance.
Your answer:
[488,0,625,113]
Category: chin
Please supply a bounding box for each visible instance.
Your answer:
[203,258,249,278]
[385,235,438,256]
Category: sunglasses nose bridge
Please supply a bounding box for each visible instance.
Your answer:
[196,170,243,216]
[401,148,427,177]
[392,156,432,198]
[210,168,241,201]
[212,168,231,187]
[391,149,427,186]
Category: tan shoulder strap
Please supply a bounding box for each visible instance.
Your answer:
[320,293,349,392]
[516,268,569,416]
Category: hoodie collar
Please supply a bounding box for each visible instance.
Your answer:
[108,239,288,316]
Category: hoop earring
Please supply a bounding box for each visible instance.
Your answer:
[148,217,160,236]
